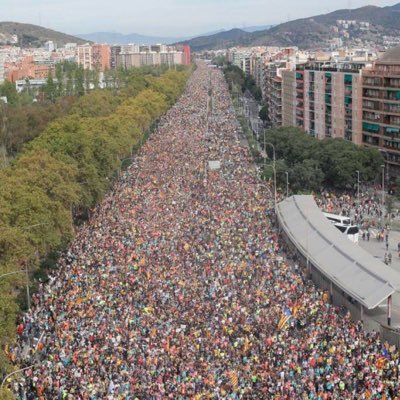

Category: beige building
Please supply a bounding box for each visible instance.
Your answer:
[76,44,92,70]
[281,65,364,145]
[362,47,400,175]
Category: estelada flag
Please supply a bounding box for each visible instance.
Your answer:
[277,314,291,330]
[376,356,387,369]
[278,307,292,330]
[229,371,238,388]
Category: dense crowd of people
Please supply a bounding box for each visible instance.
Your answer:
[315,191,385,227]
[7,63,400,399]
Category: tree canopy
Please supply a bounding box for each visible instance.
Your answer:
[262,127,384,192]
[0,64,193,381]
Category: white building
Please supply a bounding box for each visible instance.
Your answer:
[44,40,56,52]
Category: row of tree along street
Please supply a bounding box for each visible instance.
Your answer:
[0,64,193,391]
[0,63,184,164]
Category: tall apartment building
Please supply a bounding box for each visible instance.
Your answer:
[277,48,400,175]
[264,62,290,127]
[115,46,189,70]
[181,45,192,66]
[76,44,110,71]
[92,44,110,71]
[117,53,141,69]
[110,46,121,69]
[282,64,363,144]
[76,44,92,70]
[362,47,400,174]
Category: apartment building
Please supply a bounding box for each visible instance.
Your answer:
[115,45,190,70]
[271,47,400,174]
[282,63,364,144]
[178,45,191,66]
[110,46,121,69]
[264,62,292,127]
[76,44,110,71]
[362,47,400,174]
[4,55,55,81]
[92,44,110,71]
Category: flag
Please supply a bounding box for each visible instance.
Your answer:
[277,315,291,330]
[277,307,292,330]
[376,356,387,369]
[243,336,250,353]
[229,371,238,388]
[283,307,292,316]
[292,304,299,318]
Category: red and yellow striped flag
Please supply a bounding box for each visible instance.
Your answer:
[277,314,291,330]
[229,371,238,388]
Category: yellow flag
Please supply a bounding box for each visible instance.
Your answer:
[229,371,238,388]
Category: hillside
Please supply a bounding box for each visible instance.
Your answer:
[0,22,88,47]
[77,31,188,45]
[175,28,253,51]
[178,2,400,50]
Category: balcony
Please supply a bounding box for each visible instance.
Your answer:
[363,89,381,99]
[382,115,400,126]
[383,104,400,115]
[363,101,380,111]
[363,134,380,146]
[363,122,381,134]
[384,90,400,101]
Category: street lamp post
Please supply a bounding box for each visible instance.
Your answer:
[381,164,385,226]
[285,171,289,198]
[1,364,36,388]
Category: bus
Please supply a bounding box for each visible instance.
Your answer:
[333,223,359,244]
[322,212,359,243]
[323,212,351,226]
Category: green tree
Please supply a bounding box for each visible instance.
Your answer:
[0,81,19,105]
[69,90,118,117]
[43,74,57,103]
[55,63,64,97]
[75,66,85,96]
[289,159,325,192]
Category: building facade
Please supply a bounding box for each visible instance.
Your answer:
[76,44,111,71]
[362,47,400,175]
[115,45,190,70]
[265,47,400,175]
[283,65,363,144]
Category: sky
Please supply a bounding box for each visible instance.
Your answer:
[0,0,397,37]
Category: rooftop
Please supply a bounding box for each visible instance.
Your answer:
[276,195,400,310]
[377,46,400,65]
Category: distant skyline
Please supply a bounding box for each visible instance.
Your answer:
[0,0,397,37]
